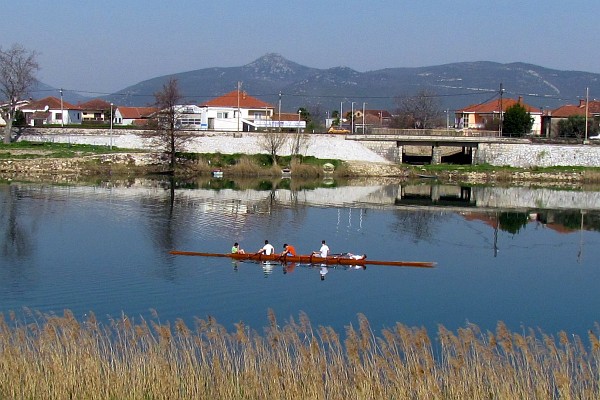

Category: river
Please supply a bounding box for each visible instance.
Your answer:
[1,178,599,341]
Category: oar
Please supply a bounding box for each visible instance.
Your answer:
[365,260,436,268]
[169,251,232,258]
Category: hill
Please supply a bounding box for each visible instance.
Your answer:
[41,54,600,113]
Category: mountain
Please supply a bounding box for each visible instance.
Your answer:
[79,54,600,112]
[29,81,92,105]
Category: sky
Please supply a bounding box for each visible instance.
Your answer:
[4,0,599,95]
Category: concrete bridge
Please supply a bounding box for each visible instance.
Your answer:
[347,134,600,168]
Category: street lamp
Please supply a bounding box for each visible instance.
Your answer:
[351,102,356,133]
[110,103,113,149]
[362,102,366,134]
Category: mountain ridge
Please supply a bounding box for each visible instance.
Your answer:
[39,54,600,112]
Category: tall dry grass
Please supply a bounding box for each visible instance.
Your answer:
[0,309,598,399]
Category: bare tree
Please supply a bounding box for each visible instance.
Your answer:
[257,131,288,166]
[147,79,190,170]
[0,44,39,144]
[288,131,311,158]
[393,89,442,129]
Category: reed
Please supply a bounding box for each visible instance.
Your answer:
[0,310,598,399]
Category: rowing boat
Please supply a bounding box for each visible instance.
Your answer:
[169,250,436,268]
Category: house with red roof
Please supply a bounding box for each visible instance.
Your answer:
[200,90,278,131]
[546,100,600,137]
[78,99,113,123]
[20,96,82,126]
[113,106,159,126]
[455,96,542,135]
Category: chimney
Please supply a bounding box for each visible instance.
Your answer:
[579,99,586,107]
[518,96,522,103]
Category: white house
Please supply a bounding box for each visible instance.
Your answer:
[20,96,82,126]
[200,90,275,132]
[113,106,158,126]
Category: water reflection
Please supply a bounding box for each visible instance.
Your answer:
[1,179,600,342]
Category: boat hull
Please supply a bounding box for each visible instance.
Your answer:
[169,251,435,268]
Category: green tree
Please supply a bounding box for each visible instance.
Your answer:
[0,44,39,143]
[557,115,598,138]
[502,103,533,136]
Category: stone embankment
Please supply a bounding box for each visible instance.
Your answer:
[1,128,599,186]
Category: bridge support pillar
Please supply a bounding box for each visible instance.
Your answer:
[471,146,478,165]
[396,145,403,164]
[431,145,442,164]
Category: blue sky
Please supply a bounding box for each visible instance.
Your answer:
[5,0,598,94]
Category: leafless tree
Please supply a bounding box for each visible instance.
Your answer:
[0,44,39,144]
[392,89,442,129]
[147,79,190,170]
[288,131,312,158]
[257,131,288,165]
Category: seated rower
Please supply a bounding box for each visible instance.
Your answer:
[231,242,245,254]
[281,243,297,257]
[257,240,275,255]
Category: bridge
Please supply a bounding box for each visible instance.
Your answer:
[346,133,531,165]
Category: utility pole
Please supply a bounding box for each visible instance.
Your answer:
[499,83,504,137]
[278,91,282,132]
[237,81,241,133]
[584,87,589,143]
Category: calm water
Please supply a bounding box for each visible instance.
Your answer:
[1,180,599,340]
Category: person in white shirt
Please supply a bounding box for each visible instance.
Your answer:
[313,240,330,258]
[258,240,275,256]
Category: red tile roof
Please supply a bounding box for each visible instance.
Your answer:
[27,96,79,110]
[551,104,586,118]
[551,100,600,117]
[78,98,112,110]
[276,112,302,121]
[364,109,392,118]
[117,106,158,119]
[458,97,540,114]
[201,90,274,109]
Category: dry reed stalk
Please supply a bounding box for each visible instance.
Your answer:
[0,311,600,399]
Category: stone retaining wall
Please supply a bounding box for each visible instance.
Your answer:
[475,143,600,168]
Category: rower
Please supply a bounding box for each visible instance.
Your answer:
[257,240,275,256]
[231,242,245,254]
[312,240,330,258]
[281,243,297,257]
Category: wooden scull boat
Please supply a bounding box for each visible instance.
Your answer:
[169,250,436,268]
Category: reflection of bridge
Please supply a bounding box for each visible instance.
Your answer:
[347,134,530,165]
[396,185,474,207]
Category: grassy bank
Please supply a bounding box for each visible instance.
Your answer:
[4,142,600,186]
[0,310,598,399]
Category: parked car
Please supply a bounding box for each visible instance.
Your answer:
[328,126,350,134]
[589,134,600,140]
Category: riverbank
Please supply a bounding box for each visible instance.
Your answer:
[2,140,600,188]
[2,155,599,190]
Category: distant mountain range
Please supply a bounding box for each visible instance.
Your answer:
[35,53,600,113]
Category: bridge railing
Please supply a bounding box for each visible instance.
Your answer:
[370,128,500,137]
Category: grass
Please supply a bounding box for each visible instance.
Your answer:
[0,141,138,159]
[0,310,598,399]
